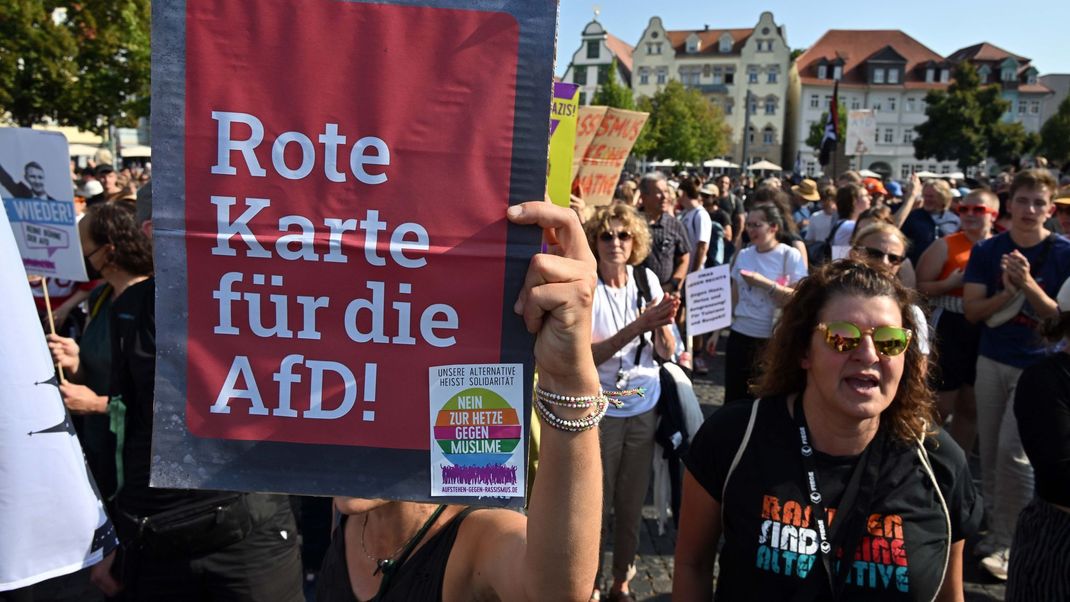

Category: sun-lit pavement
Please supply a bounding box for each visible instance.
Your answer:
[599,339,1007,601]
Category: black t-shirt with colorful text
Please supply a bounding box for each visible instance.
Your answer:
[684,396,981,601]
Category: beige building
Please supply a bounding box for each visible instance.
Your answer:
[631,12,791,166]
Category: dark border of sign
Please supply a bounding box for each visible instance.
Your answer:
[150,0,555,508]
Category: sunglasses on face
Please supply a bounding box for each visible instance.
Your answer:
[599,231,632,242]
[816,321,913,356]
[955,205,995,216]
[854,246,906,266]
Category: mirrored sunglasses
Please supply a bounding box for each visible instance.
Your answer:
[816,321,912,357]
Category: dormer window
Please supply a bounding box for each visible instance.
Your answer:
[887,69,899,84]
[832,65,842,80]
[817,64,828,79]
[686,34,700,54]
[925,68,934,83]
[586,40,599,59]
[873,68,885,84]
[939,69,950,83]
[1001,68,1015,82]
[719,34,732,53]
[978,65,991,83]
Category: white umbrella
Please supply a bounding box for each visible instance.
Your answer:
[121,145,152,158]
[68,143,101,157]
[858,169,881,178]
[703,158,739,169]
[747,160,782,172]
[915,170,940,179]
[943,171,965,180]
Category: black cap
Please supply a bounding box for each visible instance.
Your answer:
[95,164,115,177]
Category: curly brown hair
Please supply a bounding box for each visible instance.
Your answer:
[751,260,937,443]
[84,201,154,276]
[585,204,652,266]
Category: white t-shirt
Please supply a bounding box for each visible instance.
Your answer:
[833,220,856,246]
[591,266,662,417]
[679,206,712,254]
[805,210,835,242]
[731,244,808,338]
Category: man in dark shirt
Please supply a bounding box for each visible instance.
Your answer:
[899,179,961,265]
[638,172,690,295]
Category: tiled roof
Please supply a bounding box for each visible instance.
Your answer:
[947,42,1026,64]
[605,32,634,73]
[1019,83,1053,95]
[796,30,947,89]
[664,28,754,56]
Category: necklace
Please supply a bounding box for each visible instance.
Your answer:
[360,505,446,577]
[599,273,633,389]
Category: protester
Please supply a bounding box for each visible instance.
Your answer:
[851,206,917,288]
[789,178,820,236]
[963,168,1070,580]
[674,260,980,600]
[804,184,838,247]
[916,189,999,452]
[1006,276,1070,601]
[46,202,154,499]
[637,172,691,296]
[898,179,961,265]
[724,204,807,403]
[584,204,677,601]
[862,177,889,207]
[1053,187,1070,235]
[715,174,745,247]
[831,182,872,246]
[678,179,711,274]
[317,201,602,602]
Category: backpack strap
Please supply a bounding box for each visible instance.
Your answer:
[721,398,761,525]
[914,436,952,600]
[632,266,653,365]
[826,219,845,247]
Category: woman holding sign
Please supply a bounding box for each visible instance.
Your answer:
[317,201,603,602]
[674,261,980,601]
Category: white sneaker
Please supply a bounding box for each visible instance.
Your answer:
[980,549,1009,581]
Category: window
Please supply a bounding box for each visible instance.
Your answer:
[749,98,758,115]
[818,64,827,79]
[851,97,861,110]
[925,68,935,83]
[680,67,700,86]
[764,97,776,115]
[888,69,900,84]
[874,129,880,144]
[1031,101,1040,114]
[656,67,667,85]
[639,67,649,85]
[888,97,897,112]
[901,164,912,179]
[978,65,991,83]
[810,94,819,109]
[574,66,587,85]
[833,65,842,80]
[806,161,817,176]
[872,102,882,112]
[939,70,950,83]
[915,163,924,174]
[724,69,735,84]
[598,65,609,85]
[686,36,699,54]
[824,95,832,107]
[928,164,937,173]
[586,40,599,59]
[712,66,723,84]
[1002,68,1015,82]
[747,126,755,144]
[903,129,914,144]
[941,164,950,174]
[905,97,916,113]
[703,64,711,77]
[719,35,732,53]
[1027,73,1038,85]
[724,100,733,115]
[647,43,655,55]
[873,68,885,84]
[762,127,775,144]
[748,66,759,84]
[1018,101,1027,114]
[884,128,894,144]
[656,43,663,55]
[767,69,778,84]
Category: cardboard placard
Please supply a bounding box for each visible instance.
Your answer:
[572,107,648,206]
[685,265,732,336]
[547,83,579,208]
[150,0,557,506]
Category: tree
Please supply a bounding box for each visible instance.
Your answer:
[912,62,1015,169]
[805,101,848,151]
[631,81,730,164]
[0,1,78,126]
[1039,96,1070,166]
[60,0,151,135]
[590,59,635,110]
[989,121,1039,167]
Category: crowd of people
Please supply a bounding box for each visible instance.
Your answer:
[7,154,1070,601]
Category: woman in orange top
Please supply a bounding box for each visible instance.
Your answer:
[916,189,999,452]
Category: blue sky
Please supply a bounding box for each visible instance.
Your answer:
[556,1,1070,76]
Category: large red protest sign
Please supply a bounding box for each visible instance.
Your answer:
[152,0,555,504]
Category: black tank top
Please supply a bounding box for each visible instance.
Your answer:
[316,508,476,602]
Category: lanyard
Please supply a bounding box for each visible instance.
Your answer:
[791,396,886,600]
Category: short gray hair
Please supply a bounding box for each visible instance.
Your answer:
[639,171,666,195]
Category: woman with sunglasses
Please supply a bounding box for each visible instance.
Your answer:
[674,261,980,601]
[915,190,999,453]
[724,204,807,403]
[852,207,917,288]
[585,204,678,601]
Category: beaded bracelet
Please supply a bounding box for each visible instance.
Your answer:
[534,385,645,410]
[533,396,608,432]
